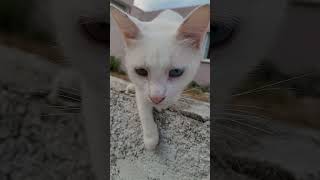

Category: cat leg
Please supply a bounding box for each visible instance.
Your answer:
[125,83,135,94]
[135,90,159,150]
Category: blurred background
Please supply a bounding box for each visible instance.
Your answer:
[213,0,320,179]
[0,0,96,179]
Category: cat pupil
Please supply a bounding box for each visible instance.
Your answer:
[169,68,184,78]
[135,68,148,77]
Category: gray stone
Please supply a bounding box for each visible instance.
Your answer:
[110,76,210,180]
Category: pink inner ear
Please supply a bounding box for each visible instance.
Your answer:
[111,6,140,45]
[123,24,139,39]
[176,5,210,49]
[177,31,202,49]
[178,25,209,48]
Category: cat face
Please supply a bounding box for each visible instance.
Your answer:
[125,35,201,108]
[111,5,210,107]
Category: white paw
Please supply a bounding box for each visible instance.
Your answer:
[143,134,159,150]
[143,124,159,150]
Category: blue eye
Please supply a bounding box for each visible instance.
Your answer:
[169,68,184,78]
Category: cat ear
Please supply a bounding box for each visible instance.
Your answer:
[176,4,210,49]
[110,5,141,46]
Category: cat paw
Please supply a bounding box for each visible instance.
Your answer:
[143,121,159,150]
[143,132,159,150]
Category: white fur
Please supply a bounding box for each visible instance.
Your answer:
[111,5,209,150]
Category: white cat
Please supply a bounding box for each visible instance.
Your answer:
[111,4,210,150]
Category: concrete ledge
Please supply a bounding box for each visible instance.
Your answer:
[0,45,94,179]
[212,105,320,179]
[110,76,210,121]
[110,76,210,180]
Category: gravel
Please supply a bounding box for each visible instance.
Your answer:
[0,45,94,180]
[110,77,210,180]
[0,45,210,180]
[0,82,94,180]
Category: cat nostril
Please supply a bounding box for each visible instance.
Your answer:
[150,96,165,104]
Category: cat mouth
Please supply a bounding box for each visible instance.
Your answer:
[149,98,176,109]
[148,97,165,106]
[150,100,165,106]
[152,103,170,110]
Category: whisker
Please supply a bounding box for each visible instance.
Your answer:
[215,109,273,129]
[48,105,80,109]
[232,71,315,97]
[215,111,269,123]
[60,87,80,94]
[41,113,79,117]
[248,87,296,93]
[221,108,272,123]
[213,103,268,111]
[212,128,246,145]
[58,89,81,98]
[58,94,81,102]
[215,117,273,134]
[214,122,258,138]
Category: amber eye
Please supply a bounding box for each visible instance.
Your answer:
[135,68,148,77]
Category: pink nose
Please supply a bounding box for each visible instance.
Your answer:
[150,96,165,104]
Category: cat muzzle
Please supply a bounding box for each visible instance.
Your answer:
[149,96,166,104]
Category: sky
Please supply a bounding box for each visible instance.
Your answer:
[134,0,210,11]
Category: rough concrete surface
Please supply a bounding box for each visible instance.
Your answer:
[0,44,210,180]
[233,123,320,180]
[0,46,94,179]
[5,43,320,180]
[212,105,320,180]
[110,77,210,180]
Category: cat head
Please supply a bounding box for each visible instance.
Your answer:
[111,4,210,107]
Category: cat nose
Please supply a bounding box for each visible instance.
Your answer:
[149,96,165,104]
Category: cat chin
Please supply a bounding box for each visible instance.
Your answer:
[151,99,177,111]
[153,104,174,112]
